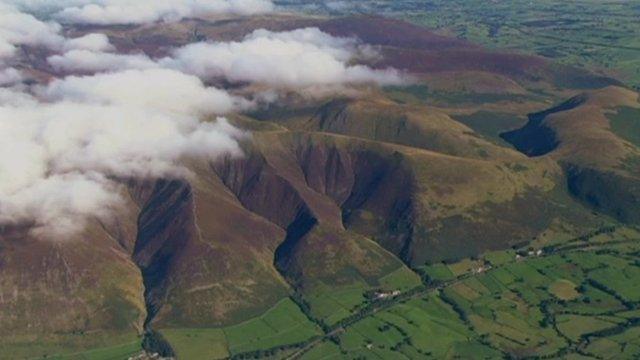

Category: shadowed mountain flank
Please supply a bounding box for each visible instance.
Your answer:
[566,165,640,224]
[501,86,640,224]
[128,174,290,328]
[131,180,195,327]
[501,94,588,157]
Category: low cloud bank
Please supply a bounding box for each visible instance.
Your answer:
[49,27,405,90]
[0,3,65,60]
[0,4,120,61]
[5,0,275,25]
[49,49,157,72]
[0,67,22,85]
[163,28,404,88]
[0,0,407,238]
[62,33,114,52]
[0,69,247,237]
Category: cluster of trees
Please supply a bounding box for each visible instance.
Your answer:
[415,268,440,287]
[290,292,330,332]
[538,299,555,329]
[587,279,636,310]
[141,331,175,358]
[581,317,640,342]
[230,338,320,360]
[389,336,413,351]
[543,226,617,253]
[439,290,469,323]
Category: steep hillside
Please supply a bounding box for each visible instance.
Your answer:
[502,86,640,223]
[0,194,145,357]
[129,173,291,328]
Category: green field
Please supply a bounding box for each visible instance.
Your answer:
[556,314,624,342]
[608,106,640,148]
[384,85,534,107]
[224,298,322,354]
[304,282,372,326]
[482,249,517,267]
[154,267,423,359]
[51,341,142,360]
[159,328,229,360]
[0,332,143,360]
[300,267,422,327]
[304,292,499,359]
[548,279,580,301]
[419,263,455,282]
[159,298,323,359]
[378,267,422,291]
[288,226,640,359]
[452,111,527,146]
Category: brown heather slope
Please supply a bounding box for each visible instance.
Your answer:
[128,171,293,328]
[0,193,146,354]
[502,86,640,223]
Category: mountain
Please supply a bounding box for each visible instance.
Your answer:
[1,10,639,360]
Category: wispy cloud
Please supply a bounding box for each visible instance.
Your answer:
[163,27,405,88]
[0,68,248,237]
[5,0,275,25]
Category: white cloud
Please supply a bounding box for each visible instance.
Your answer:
[52,0,275,25]
[0,0,91,13]
[0,172,119,238]
[162,27,405,89]
[0,39,16,59]
[63,33,114,52]
[48,34,119,71]
[0,69,248,237]
[0,3,65,59]
[40,68,249,114]
[325,1,351,11]
[0,1,274,61]
[48,49,157,72]
[0,87,36,105]
[47,27,405,91]
[0,67,23,85]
